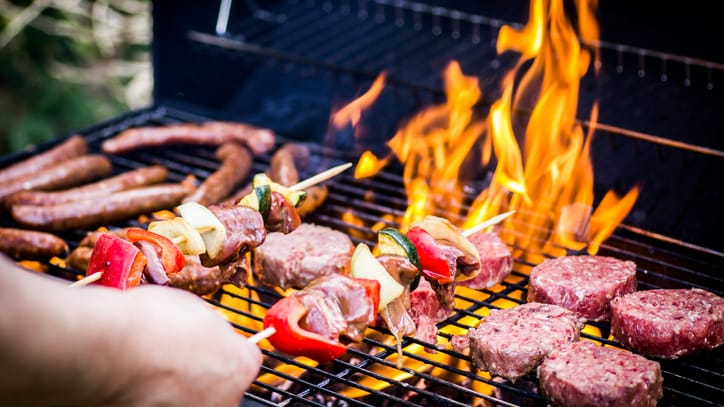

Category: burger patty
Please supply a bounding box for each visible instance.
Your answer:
[253,223,354,289]
[457,231,513,290]
[464,302,582,381]
[538,341,663,407]
[527,255,637,321]
[610,288,724,359]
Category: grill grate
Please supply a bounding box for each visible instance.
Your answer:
[3,105,721,406]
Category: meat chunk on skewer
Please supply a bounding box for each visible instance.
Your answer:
[457,231,513,290]
[253,223,354,290]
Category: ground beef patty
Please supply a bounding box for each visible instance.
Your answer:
[464,302,582,381]
[527,255,637,321]
[457,231,513,290]
[610,288,724,359]
[538,341,663,407]
[253,223,353,289]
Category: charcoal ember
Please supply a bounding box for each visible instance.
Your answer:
[253,223,353,290]
[538,341,663,407]
[464,302,582,381]
[527,255,637,321]
[610,288,724,359]
[457,231,513,290]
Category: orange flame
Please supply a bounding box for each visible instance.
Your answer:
[355,0,639,255]
[331,73,387,129]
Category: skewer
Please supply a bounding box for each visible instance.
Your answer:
[288,162,352,191]
[461,210,516,237]
[68,164,354,288]
[247,327,276,344]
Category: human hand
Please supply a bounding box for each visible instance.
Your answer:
[110,285,262,406]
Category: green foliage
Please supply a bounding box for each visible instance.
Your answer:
[0,0,151,155]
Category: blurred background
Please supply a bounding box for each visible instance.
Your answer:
[0,0,152,155]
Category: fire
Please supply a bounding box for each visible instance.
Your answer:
[355,0,639,255]
[331,73,386,129]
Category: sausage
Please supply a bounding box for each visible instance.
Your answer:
[220,143,311,206]
[0,227,69,260]
[77,228,131,248]
[268,143,311,187]
[183,143,253,206]
[101,121,276,156]
[65,246,93,271]
[6,165,168,207]
[0,135,87,186]
[0,155,113,204]
[11,183,195,232]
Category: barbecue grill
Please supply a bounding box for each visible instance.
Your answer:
[1,0,722,406]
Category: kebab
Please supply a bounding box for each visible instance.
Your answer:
[256,211,515,363]
[69,163,354,289]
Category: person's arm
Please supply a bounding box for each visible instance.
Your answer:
[0,254,261,406]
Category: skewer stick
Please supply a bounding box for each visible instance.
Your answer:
[288,162,353,191]
[68,271,102,287]
[247,327,276,344]
[461,210,516,238]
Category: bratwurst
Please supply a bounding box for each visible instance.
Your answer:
[0,155,113,204]
[0,135,87,185]
[101,121,276,156]
[11,183,195,232]
[0,227,69,260]
[6,165,168,206]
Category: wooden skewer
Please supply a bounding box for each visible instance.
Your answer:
[247,327,276,344]
[288,162,353,191]
[68,271,102,287]
[461,210,516,238]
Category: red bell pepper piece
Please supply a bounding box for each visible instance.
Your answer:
[353,278,381,324]
[405,226,454,284]
[126,228,184,275]
[86,234,146,290]
[263,296,348,363]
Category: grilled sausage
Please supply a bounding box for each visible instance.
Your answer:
[220,143,312,206]
[65,246,93,271]
[101,121,276,156]
[0,155,113,204]
[0,135,88,186]
[268,143,311,187]
[6,165,168,207]
[0,227,69,260]
[11,183,195,232]
[183,142,253,206]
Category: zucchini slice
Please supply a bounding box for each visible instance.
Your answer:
[378,228,422,270]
